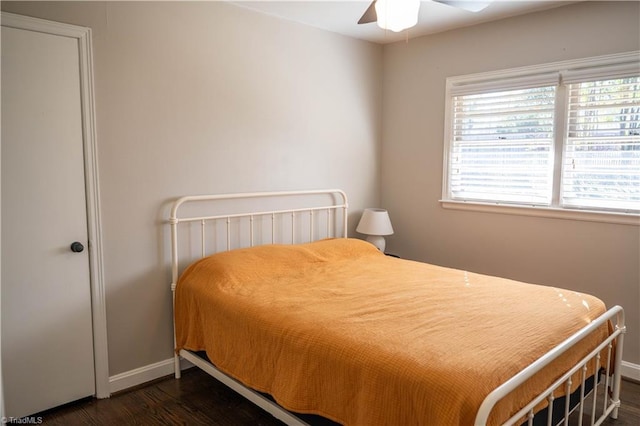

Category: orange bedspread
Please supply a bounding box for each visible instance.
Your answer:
[175,238,609,425]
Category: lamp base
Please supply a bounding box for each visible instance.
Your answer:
[365,235,386,252]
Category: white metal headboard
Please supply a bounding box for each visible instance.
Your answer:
[169,189,348,292]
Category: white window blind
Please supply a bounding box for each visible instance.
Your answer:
[450,85,556,205]
[562,76,640,212]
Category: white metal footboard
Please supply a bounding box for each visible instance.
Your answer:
[476,305,625,426]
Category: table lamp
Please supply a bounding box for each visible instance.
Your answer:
[356,208,394,252]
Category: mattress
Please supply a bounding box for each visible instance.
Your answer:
[175,238,609,425]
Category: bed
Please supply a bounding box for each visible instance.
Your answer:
[168,190,626,426]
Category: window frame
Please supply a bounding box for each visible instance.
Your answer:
[441,51,640,226]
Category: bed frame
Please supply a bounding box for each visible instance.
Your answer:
[168,189,626,426]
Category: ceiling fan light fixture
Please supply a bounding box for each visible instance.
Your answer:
[375,0,421,33]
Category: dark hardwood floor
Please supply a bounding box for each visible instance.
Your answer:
[32,368,640,425]
[575,378,640,426]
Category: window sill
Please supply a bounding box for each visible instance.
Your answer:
[440,200,640,226]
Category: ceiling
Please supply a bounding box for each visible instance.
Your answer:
[230,1,577,44]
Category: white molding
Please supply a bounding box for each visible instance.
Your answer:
[440,200,640,226]
[1,12,110,399]
[0,11,85,36]
[109,358,193,394]
[78,21,111,402]
[621,361,640,382]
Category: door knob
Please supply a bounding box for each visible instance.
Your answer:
[70,242,84,253]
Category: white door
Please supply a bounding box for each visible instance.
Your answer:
[1,23,96,418]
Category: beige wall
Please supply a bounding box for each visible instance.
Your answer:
[1,1,383,376]
[381,1,640,364]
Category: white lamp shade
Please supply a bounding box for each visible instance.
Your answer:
[356,208,394,236]
[375,0,421,33]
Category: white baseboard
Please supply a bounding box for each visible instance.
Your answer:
[108,357,193,395]
[108,357,640,396]
[621,360,640,382]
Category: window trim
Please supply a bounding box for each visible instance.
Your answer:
[441,51,640,226]
[440,199,640,226]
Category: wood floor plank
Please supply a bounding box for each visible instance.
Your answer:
[32,368,640,425]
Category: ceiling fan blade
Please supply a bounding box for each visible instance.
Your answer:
[358,0,378,24]
[433,0,492,13]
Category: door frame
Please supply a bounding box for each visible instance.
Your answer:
[1,12,110,399]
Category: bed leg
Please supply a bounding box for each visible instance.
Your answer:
[611,372,621,419]
[174,353,182,379]
[611,320,626,419]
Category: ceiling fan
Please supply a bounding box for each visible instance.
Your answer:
[359,0,492,32]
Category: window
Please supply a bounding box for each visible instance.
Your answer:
[563,77,639,211]
[450,85,556,205]
[443,52,640,223]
